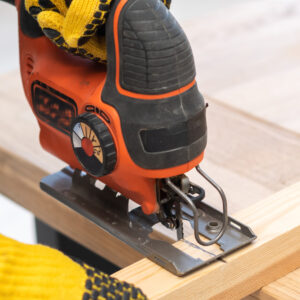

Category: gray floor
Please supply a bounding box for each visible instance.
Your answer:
[0,0,251,243]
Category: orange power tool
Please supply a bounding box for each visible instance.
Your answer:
[6,0,256,275]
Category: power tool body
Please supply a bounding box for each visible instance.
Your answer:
[6,0,256,275]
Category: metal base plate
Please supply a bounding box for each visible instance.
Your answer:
[40,167,256,276]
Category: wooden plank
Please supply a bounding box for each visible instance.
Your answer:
[113,182,300,300]
[203,99,300,195]
[0,146,143,267]
[254,269,300,300]
[182,0,300,134]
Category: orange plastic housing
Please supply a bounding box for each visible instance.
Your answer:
[16,0,204,214]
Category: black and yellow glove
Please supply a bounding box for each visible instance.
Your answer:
[0,234,147,300]
[25,0,172,63]
[25,0,111,62]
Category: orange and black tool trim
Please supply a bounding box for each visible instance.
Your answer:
[17,0,206,215]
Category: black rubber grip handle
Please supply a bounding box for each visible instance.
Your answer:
[1,0,15,5]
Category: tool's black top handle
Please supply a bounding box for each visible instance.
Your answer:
[2,0,15,5]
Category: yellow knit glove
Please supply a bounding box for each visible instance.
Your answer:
[25,0,111,62]
[25,0,172,63]
[162,0,171,9]
[0,234,147,300]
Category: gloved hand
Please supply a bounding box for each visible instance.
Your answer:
[0,234,147,300]
[25,0,172,63]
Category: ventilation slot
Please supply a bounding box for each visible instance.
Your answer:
[26,56,34,76]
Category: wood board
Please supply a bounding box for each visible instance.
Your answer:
[254,268,300,300]
[113,182,300,300]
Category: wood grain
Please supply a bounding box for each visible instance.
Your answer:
[113,182,300,300]
[254,269,300,300]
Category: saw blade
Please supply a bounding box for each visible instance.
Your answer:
[175,200,184,240]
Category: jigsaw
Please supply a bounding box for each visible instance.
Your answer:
[4,0,256,275]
